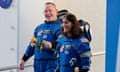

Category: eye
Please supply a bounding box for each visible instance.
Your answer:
[44,10,51,13]
[63,21,69,24]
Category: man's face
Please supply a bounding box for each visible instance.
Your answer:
[44,4,58,21]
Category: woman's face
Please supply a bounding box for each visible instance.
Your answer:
[62,18,73,33]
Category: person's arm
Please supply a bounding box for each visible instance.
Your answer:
[22,25,40,60]
[19,25,39,70]
[55,42,62,72]
[18,42,35,70]
[51,27,62,49]
[23,43,35,60]
[78,38,92,72]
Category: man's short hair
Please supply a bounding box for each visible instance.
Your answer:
[45,2,56,7]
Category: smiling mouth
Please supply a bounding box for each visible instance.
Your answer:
[46,16,51,18]
[46,15,52,18]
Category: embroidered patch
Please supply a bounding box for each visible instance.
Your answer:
[58,34,64,38]
[37,30,43,36]
[44,30,50,34]
[60,45,64,52]
[43,35,48,39]
[65,45,72,50]
[64,50,69,55]
[80,38,89,42]
[80,51,92,57]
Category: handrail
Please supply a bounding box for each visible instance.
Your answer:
[0,64,32,71]
[92,51,105,56]
[0,51,105,71]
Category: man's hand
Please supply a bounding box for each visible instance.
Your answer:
[42,40,52,48]
[18,60,25,70]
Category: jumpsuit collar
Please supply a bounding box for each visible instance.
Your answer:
[45,19,61,24]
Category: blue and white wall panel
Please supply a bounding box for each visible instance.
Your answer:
[106,0,120,72]
[0,0,18,72]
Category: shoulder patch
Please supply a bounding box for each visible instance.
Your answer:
[58,34,64,38]
[80,38,89,42]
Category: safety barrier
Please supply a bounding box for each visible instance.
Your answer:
[0,51,105,71]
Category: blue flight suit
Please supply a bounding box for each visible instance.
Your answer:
[24,20,62,72]
[56,36,91,72]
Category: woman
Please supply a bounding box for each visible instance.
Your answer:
[56,13,92,72]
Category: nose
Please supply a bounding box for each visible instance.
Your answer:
[45,11,50,15]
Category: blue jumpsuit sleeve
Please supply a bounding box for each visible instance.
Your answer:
[34,25,40,38]
[51,28,61,49]
[77,41,92,70]
[56,42,62,52]
[54,22,62,39]
[24,43,35,58]
[56,37,63,52]
[55,28,61,39]
[23,25,40,60]
[55,38,62,70]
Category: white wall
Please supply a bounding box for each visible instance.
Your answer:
[116,28,120,72]
[0,0,18,72]
[53,0,106,72]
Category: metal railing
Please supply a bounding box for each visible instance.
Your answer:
[0,51,105,71]
[92,51,105,56]
[0,64,32,71]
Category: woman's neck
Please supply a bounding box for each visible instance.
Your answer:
[66,32,72,37]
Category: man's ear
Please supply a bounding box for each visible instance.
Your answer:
[56,9,58,13]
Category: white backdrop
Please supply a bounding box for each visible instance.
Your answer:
[0,0,18,72]
[116,28,120,72]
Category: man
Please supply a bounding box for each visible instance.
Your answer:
[19,2,61,72]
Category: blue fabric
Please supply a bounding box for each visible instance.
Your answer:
[24,20,62,71]
[56,36,91,72]
[106,0,120,72]
[25,43,35,57]
[60,66,74,72]
[34,60,57,72]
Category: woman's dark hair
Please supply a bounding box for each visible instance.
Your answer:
[62,13,84,38]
